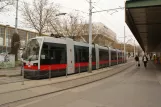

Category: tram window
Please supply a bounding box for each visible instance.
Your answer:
[92,48,96,62]
[74,46,79,63]
[119,52,122,59]
[41,55,45,59]
[42,43,48,49]
[81,48,88,62]
[40,43,66,65]
[74,46,96,62]
[99,49,109,61]
[50,44,66,64]
[41,47,50,59]
[111,51,116,60]
[74,46,89,63]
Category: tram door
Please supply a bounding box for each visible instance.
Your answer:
[66,38,75,74]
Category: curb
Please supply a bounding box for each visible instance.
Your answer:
[0,74,21,77]
[7,74,21,77]
[0,75,6,77]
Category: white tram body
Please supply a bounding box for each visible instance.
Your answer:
[22,36,125,78]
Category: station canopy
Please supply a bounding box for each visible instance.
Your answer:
[126,0,161,52]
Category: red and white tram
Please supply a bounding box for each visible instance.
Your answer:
[22,36,125,78]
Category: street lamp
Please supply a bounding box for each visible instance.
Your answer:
[56,13,67,16]
[15,0,19,33]
[88,0,92,73]
[134,40,136,57]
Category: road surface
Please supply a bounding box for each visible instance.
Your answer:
[3,62,161,107]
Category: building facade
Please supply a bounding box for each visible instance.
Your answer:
[74,22,117,47]
[0,24,38,53]
[0,22,117,53]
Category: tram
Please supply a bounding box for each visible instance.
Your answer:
[22,36,125,78]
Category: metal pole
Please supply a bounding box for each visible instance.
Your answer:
[109,47,111,67]
[15,0,19,33]
[88,0,92,73]
[66,66,68,77]
[79,63,80,74]
[49,66,51,80]
[134,40,135,57]
[124,26,126,62]
[22,65,24,85]
[117,50,118,65]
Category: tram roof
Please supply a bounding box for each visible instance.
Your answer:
[33,36,115,49]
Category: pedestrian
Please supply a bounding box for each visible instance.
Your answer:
[135,55,140,67]
[142,54,148,68]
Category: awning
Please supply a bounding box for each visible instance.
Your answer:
[126,0,161,52]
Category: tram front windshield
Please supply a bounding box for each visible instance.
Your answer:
[22,38,42,61]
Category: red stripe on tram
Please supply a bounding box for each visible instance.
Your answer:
[75,62,96,68]
[40,64,67,71]
[111,60,118,62]
[24,62,98,71]
[99,60,109,64]
[24,65,38,70]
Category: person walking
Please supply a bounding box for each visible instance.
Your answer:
[135,55,140,67]
[142,54,148,68]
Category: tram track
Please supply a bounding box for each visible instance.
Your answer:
[0,76,30,85]
[0,62,134,107]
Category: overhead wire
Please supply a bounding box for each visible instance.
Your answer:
[92,5,127,42]
[92,5,118,31]
[92,3,126,37]
[58,5,88,15]
[94,0,102,4]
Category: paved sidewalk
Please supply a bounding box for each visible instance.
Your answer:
[155,63,161,70]
[0,62,134,106]
[0,67,21,77]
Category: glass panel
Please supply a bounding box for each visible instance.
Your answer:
[111,51,117,60]
[22,38,42,61]
[40,43,67,65]
[0,27,5,46]
[18,30,27,48]
[99,49,109,61]
[6,28,11,47]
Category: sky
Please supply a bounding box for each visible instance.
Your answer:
[0,0,138,45]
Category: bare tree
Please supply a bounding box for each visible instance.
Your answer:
[92,24,101,43]
[0,0,14,12]
[10,33,20,61]
[21,0,59,36]
[49,12,87,42]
